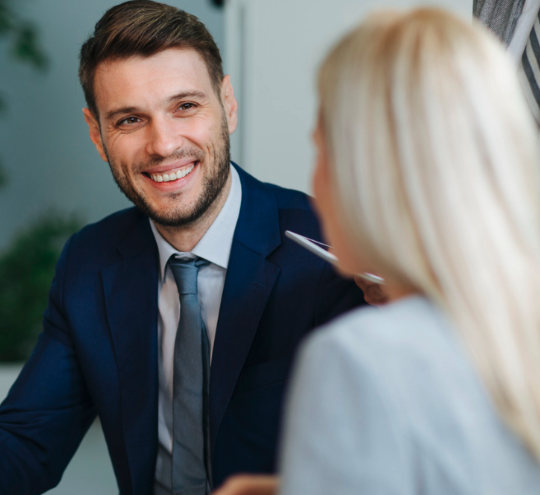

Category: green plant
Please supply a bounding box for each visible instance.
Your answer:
[0,3,69,362]
[0,212,82,362]
[0,0,49,187]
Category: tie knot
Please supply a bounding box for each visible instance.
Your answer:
[169,256,209,295]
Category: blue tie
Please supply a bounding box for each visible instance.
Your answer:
[169,256,211,495]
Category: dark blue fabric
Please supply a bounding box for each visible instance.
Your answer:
[0,165,366,494]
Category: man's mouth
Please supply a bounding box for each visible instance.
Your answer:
[146,162,197,183]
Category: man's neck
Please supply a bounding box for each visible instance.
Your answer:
[154,172,233,252]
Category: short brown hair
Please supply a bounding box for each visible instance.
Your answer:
[79,0,224,116]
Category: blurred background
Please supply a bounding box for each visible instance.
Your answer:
[0,0,471,492]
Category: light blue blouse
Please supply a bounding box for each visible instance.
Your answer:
[278,295,540,495]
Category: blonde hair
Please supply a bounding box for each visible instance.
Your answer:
[319,8,540,460]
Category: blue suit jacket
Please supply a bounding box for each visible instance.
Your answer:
[0,166,365,494]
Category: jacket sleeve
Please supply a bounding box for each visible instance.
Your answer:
[314,262,367,327]
[0,235,96,495]
[278,327,412,495]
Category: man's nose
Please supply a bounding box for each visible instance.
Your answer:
[145,117,183,157]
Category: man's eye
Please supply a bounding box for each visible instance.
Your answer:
[118,116,141,126]
[178,103,196,111]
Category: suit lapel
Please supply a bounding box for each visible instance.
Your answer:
[101,214,160,493]
[209,166,281,452]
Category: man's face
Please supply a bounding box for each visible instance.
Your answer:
[83,48,238,227]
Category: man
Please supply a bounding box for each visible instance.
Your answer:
[0,2,365,494]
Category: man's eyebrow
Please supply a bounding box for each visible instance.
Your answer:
[167,91,207,102]
[105,106,140,121]
[105,91,208,121]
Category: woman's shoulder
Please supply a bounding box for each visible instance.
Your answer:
[306,294,455,366]
[289,296,540,494]
[299,294,475,414]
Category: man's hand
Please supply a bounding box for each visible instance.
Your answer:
[213,475,279,495]
[354,275,389,306]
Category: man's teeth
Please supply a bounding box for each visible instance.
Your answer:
[150,164,195,183]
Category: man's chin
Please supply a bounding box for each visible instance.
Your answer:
[150,215,196,228]
[143,205,199,228]
[120,155,230,229]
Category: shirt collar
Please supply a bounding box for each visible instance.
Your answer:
[150,164,242,281]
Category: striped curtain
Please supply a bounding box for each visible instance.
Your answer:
[520,14,540,124]
[474,0,526,45]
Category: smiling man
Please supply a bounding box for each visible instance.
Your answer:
[0,2,365,495]
[84,49,234,241]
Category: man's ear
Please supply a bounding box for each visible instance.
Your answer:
[82,108,108,162]
[220,75,238,136]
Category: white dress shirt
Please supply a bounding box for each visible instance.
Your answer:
[151,165,242,495]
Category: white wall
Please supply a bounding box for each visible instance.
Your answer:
[0,0,224,250]
[225,0,473,194]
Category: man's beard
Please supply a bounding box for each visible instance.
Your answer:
[104,118,231,228]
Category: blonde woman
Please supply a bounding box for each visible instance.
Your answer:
[215,7,540,495]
